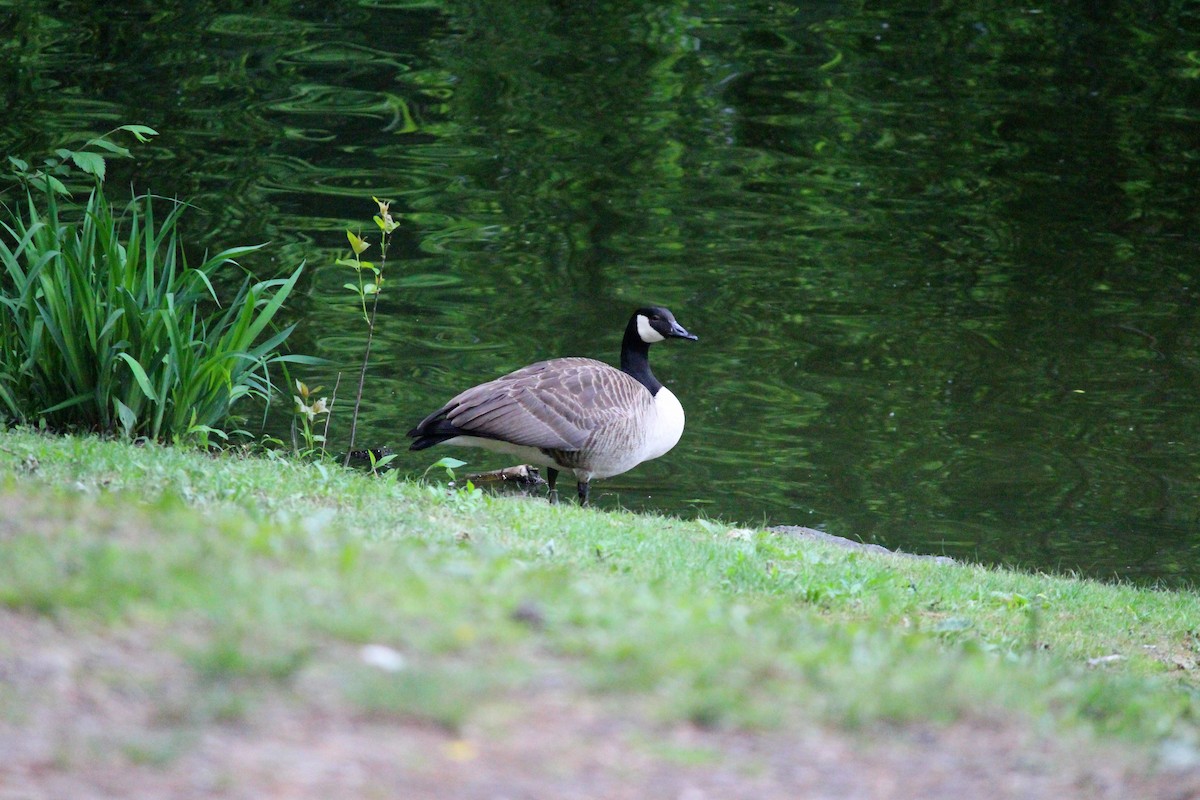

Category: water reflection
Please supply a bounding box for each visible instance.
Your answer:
[2,0,1200,585]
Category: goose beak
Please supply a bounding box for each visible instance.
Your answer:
[671,322,698,341]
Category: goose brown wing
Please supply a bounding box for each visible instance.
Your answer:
[438,358,648,450]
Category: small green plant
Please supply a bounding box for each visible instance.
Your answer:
[291,378,331,456]
[0,130,319,443]
[423,455,467,482]
[338,197,399,467]
[418,455,482,506]
[364,447,397,475]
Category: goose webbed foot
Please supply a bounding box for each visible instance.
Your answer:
[577,481,590,506]
[547,467,560,504]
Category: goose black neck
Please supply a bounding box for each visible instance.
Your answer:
[620,317,662,395]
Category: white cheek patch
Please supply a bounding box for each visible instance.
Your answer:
[636,314,666,343]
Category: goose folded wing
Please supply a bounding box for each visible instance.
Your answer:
[535,365,647,427]
[446,384,588,450]
[445,365,643,451]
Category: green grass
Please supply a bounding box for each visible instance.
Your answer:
[0,427,1197,747]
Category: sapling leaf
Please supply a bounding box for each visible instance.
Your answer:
[44,175,69,196]
[71,151,106,181]
[88,139,132,158]
[120,124,159,142]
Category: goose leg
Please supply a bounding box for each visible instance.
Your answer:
[577,480,589,506]
[547,467,560,504]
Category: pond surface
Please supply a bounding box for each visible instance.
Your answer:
[4,0,1200,585]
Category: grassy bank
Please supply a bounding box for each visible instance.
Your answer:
[1,428,1199,794]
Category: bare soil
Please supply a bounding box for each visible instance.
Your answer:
[3,610,1200,800]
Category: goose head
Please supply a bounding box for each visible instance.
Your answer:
[634,306,699,344]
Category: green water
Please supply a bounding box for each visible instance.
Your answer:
[4,1,1200,584]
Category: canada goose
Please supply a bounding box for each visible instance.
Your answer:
[408,306,698,505]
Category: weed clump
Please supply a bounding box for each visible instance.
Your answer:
[0,126,317,443]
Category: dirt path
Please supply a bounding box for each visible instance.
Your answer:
[3,611,1199,800]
